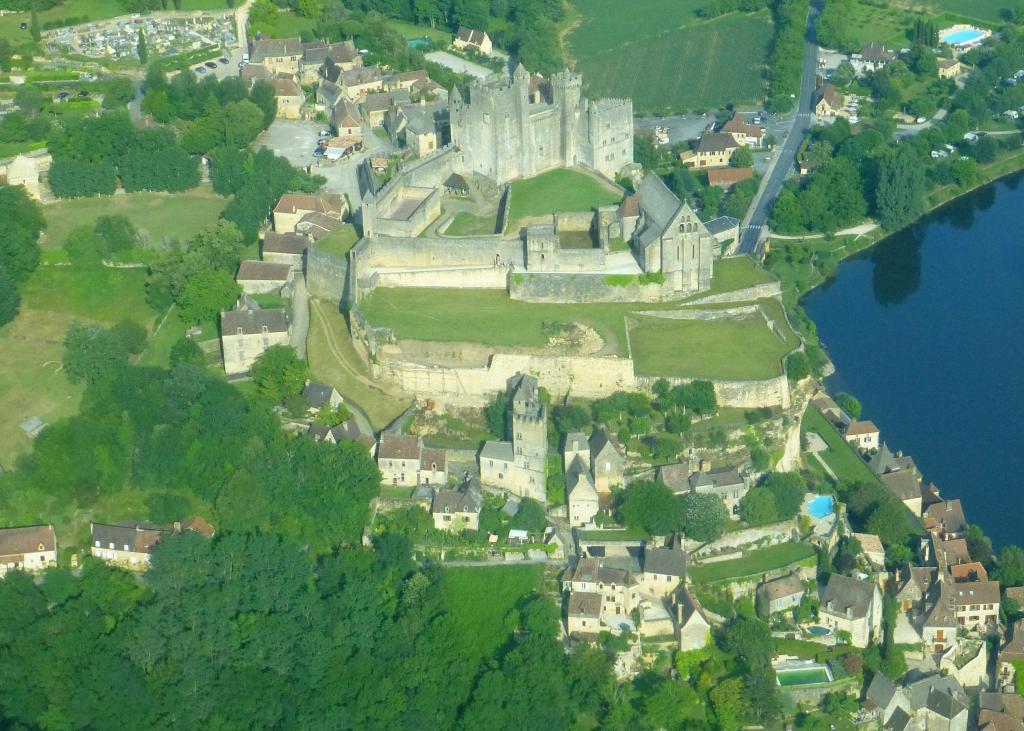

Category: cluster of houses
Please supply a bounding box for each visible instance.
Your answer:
[679,111,765,193]
[242,34,448,161]
[221,191,347,375]
[0,518,215,578]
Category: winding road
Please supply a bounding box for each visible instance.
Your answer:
[738,0,824,255]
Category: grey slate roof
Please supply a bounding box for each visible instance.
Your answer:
[881,470,921,502]
[251,37,302,62]
[695,132,738,153]
[566,455,596,497]
[658,462,690,492]
[378,434,421,461]
[704,215,740,236]
[302,381,337,409]
[820,573,875,619]
[926,687,966,719]
[589,429,622,464]
[221,308,288,336]
[636,173,682,232]
[865,672,899,711]
[925,499,966,534]
[643,545,686,577]
[481,440,514,463]
[444,173,470,192]
[761,573,804,602]
[501,495,521,517]
[91,522,168,554]
[690,466,744,490]
[869,442,918,476]
[905,674,966,712]
[432,483,482,515]
[564,431,588,454]
[886,707,912,731]
[511,373,539,406]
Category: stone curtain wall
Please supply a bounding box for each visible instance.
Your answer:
[306,247,348,303]
[400,145,456,188]
[510,272,676,303]
[373,266,508,289]
[635,373,792,409]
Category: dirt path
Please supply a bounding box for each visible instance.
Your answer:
[309,299,400,398]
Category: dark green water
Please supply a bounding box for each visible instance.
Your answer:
[803,173,1024,548]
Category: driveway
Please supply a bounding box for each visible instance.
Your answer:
[736,0,824,255]
[253,119,395,208]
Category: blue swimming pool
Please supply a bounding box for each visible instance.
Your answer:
[806,494,834,520]
[942,29,984,46]
[408,38,430,49]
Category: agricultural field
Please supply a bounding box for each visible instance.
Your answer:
[628,298,797,381]
[507,168,622,228]
[567,0,772,113]
[39,188,226,249]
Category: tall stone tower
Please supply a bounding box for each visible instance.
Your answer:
[509,374,547,465]
[551,70,582,166]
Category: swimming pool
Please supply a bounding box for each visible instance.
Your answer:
[407,38,430,49]
[806,494,834,520]
[940,27,988,47]
[776,665,833,686]
[805,625,832,636]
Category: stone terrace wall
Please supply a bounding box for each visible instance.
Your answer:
[374,266,507,289]
[372,350,636,406]
[356,234,524,270]
[510,272,675,303]
[306,248,348,302]
[399,144,457,188]
[687,281,782,305]
[635,373,791,409]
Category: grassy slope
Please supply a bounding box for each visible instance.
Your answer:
[801,405,882,486]
[568,0,772,112]
[40,188,225,249]
[691,255,777,299]
[689,542,816,583]
[508,168,622,227]
[313,224,360,258]
[385,19,450,43]
[441,565,544,660]
[445,211,498,236]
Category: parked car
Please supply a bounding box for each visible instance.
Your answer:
[319,129,331,137]
[195,67,206,74]
[77,90,89,97]
[54,91,70,101]
[312,148,325,157]
[204,61,217,69]
[19,22,26,30]
[219,57,229,64]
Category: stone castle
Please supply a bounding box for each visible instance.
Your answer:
[450,65,634,184]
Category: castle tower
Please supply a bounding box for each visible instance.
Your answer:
[551,70,582,167]
[509,374,547,463]
[512,63,532,180]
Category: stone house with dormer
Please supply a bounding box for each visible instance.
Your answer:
[250,37,303,76]
[273,193,347,234]
[758,573,805,615]
[819,573,883,647]
[453,27,493,55]
[689,466,748,518]
[377,434,448,487]
[431,478,483,531]
[681,132,740,168]
[221,306,290,375]
[845,420,880,451]
[815,82,846,118]
[0,524,57,578]
[90,521,170,570]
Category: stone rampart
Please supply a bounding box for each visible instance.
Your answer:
[635,373,791,409]
[693,520,797,558]
[555,210,595,230]
[356,234,524,270]
[399,144,456,187]
[374,266,507,289]
[634,305,760,321]
[509,272,675,303]
[306,247,348,302]
[372,350,636,406]
[686,281,782,305]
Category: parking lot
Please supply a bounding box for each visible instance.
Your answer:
[254,119,395,209]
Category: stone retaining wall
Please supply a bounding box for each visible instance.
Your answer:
[509,272,675,303]
[636,373,791,409]
[686,281,782,305]
[306,247,348,302]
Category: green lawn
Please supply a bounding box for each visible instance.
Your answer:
[249,10,316,39]
[360,287,636,355]
[441,565,544,660]
[444,211,498,236]
[507,168,622,228]
[21,266,156,324]
[801,405,882,487]
[386,19,450,43]
[40,188,225,249]
[313,224,360,258]
[689,542,816,583]
[568,0,772,113]
[629,299,796,380]
[925,0,1004,24]
[694,255,777,299]
[306,298,409,429]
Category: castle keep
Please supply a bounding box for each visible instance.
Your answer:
[450,66,633,184]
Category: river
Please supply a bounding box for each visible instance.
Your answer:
[803,173,1024,548]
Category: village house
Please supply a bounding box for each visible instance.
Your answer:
[925,499,967,538]
[844,419,880,450]
[250,37,303,76]
[363,89,411,127]
[937,58,963,79]
[862,672,912,728]
[852,42,896,75]
[307,419,376,453]
[674,585,712,651]
[905,675,969,731]
[640,538,688,597]
[261,231,308,269]
[241,62,273,87]
[300,39,360,84]
[341,65,387,101]
[377,434,448,487]
[220,306,289,375]
[658,462,691,494]
[235,260,292,294]
[567,591,603,636]
[0,524,57,578]
[386,102,444,157]
[706,166,753,190]
[689,466,748,518]
[302,380,343,413]
[1,154,43,199]
[758,573,805,615]
[869,442,919,478]
[564,557,641,623]
[273,193,347,234]
[431,478,483,531]
[950,561,988,582]
[90,522,170,569]
[853,532,886,570]
[590,430,625,494]
[566,455,600,527]
[978,691,1024,730]
[952,580,1001,630]
[479,374,548,501]
[452,26,493,55]
[815,82,846,118]
[721,112,764,147]
[332,98,363,138]
[681,132,740,168]
[923,582,959,654]
[896,565,936,613]
[881,470,923,516]
[819,573,883,647]
[811,391,851,429]
[272,74,305,119]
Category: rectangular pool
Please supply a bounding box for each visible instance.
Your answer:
[776,667,832,686]
[942,29,984,45]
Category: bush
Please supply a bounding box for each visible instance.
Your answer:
[112,319,148,355]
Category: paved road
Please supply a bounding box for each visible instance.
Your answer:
[737,0,824,255]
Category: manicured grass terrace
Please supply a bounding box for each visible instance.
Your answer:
[507,168,622,228]
[801,405,882,487]
[688,542,816,583]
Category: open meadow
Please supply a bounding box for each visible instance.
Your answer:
[567,0,772,112]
